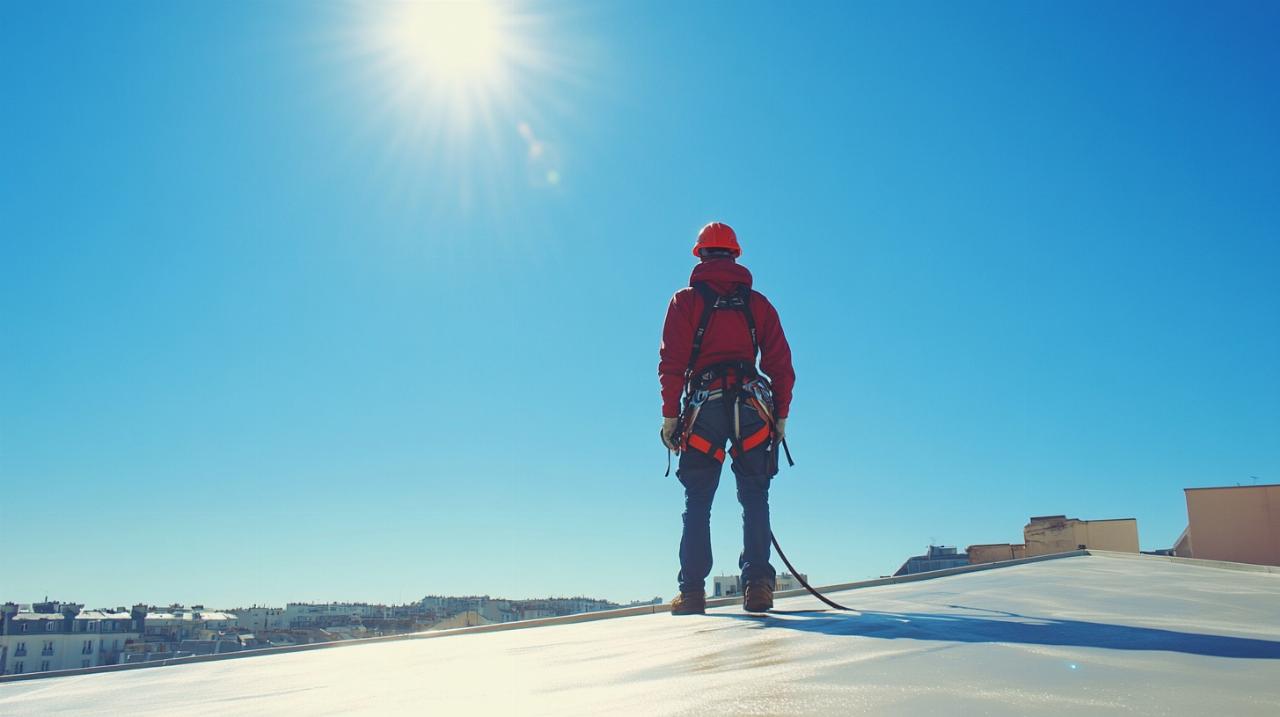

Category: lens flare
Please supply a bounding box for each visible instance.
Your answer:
[327,1,571,214]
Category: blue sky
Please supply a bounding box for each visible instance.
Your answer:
[2,1,1277,608]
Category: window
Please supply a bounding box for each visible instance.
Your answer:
[113,639,120,650]
[46,622,56,632]
[42,641,55,656]
[15,642,26,656]
[81,659,91,669]
[21,623,29,632]
[13,661,22,674]
[40,660,50,672]
[83,640,94,654]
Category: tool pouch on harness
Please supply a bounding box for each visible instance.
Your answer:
[675,360,757,448]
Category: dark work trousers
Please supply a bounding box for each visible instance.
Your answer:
[676,393,778,593]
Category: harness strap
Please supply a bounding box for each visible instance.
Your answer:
[686,283,721,376]
[686,282,758,377]
[686,433,725,463]
[739,288,759,358]
[730,424,772,458]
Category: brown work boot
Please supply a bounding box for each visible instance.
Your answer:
[743,580,774,613]
[671,590,706,616]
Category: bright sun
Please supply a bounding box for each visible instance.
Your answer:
[381,1,508,90]
[336,0,565,211]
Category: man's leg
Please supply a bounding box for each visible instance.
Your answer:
[735,473,776,587]
[731,409,778,589]
[676,453,722,593]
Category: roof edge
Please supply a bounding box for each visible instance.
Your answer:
[1185,483,1280,491]
[0,549,1098,685]
[1083,549,1280,575]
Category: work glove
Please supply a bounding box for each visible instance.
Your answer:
[774,418,787,442]
[661,417,679,451]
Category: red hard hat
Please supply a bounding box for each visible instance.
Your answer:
[692,222,741,257]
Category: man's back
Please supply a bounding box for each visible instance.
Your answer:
[658,258,795,420]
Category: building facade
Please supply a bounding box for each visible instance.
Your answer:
[1173,484,1280,566]
[0,602,144,676]
[143,607,238,642]
[1023,515,1139,556]
[283,603,391,629]
[231,607,287,632]
[967,543,1027,565]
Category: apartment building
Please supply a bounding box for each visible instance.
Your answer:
[0,602,144,676]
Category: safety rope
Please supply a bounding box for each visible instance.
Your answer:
[769,533,856,612]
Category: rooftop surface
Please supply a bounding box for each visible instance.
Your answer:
[2,553,1279,715]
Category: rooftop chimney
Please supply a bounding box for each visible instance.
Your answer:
[131,604,148,633]
[62,603,83,633]
[2,603,18,636]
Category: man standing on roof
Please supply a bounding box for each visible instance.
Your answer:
[659,222,795,615]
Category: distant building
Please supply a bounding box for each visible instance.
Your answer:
[429,611,493,630]
[283,603,390,629]
[967,543,1026,565]
[712,576,739,597]
[712,573,807,597]
[1172,484,1280,567]
[420,595,619,625]
[1,602,144,676]
[1023,515,1138,556]
[144,606,238,642]
[512,598,615,620]
[555,598,616,615]
[231,607,287,632]
[968,515,1139,566]
[420,595,489,615]
[894,546,970,576]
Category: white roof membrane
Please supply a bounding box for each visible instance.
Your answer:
[2,553,1278,715]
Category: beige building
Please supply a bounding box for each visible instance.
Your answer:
[1024,515,1139,556]
[967,543,1026,565]
[1173,484,1280,567]
[970,515,1139,566]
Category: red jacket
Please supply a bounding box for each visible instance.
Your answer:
[659,259,795,418]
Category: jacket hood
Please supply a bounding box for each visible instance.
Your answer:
[689,259,753,294]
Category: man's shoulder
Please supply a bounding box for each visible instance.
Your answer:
[665,287,697,317]
[669,286,696,302]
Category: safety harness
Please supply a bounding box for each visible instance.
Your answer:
[665,282,793,475]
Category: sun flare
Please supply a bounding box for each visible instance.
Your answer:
[381,2,508,90]
[333,0,569,212]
